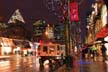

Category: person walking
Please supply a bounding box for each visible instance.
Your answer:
[101,44,107,61]
[91,44,97,61]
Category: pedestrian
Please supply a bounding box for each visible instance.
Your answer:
[101,44,107,61]
[91,44,97,61]
[81,45,87,59]
[87,47,92,59]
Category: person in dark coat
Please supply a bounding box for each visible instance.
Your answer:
[101,45,107,61]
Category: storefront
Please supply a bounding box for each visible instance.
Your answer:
[0,37,15,55]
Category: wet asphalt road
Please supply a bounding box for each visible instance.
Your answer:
[0,55,52,72]
[0,55,108,72]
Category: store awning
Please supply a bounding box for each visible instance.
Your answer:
[95,26,108,40]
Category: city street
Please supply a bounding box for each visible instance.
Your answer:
[0,0,108,72]
[0,55,108,72]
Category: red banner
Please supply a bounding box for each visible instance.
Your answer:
[69,2,79,21]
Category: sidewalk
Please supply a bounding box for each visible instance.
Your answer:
[55,61,80,72]
[55,56,80,72]
[55,56,107,72]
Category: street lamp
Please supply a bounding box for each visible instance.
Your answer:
[64,1,74,67]
[65,0,80,56]
[64,0,81,68]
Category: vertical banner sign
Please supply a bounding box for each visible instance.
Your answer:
[69,2,79,21]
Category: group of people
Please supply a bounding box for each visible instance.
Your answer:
[81,44,107,61]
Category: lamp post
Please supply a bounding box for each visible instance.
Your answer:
[65,0,80,56]
[64,0,70,56]
[64,1,74,67]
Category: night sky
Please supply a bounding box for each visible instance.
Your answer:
[0,0,95,23]
[0,0,96,40]
[0,0,59,24]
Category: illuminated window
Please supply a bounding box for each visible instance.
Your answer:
[49,46,55,53]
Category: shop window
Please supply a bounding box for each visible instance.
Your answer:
[49,46,55,53]
[43,46,48,53]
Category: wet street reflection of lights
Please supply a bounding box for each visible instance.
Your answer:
[0,61,10,68]
[44,60,49,65]
[0,56,53,72]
